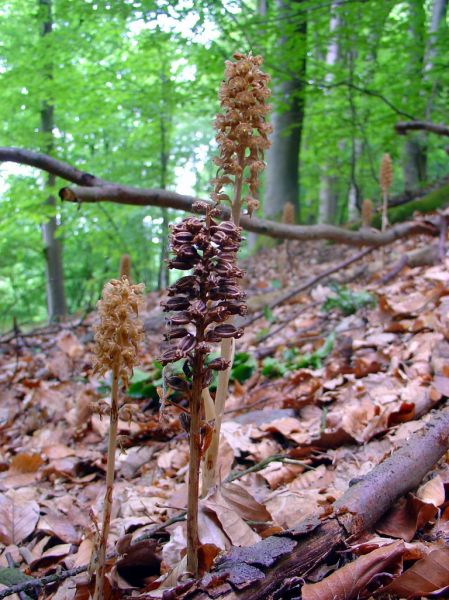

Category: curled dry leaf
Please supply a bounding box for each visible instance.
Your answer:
[0,492,40,545]
[381,547,449,598]
[376,492,439,542]
[203,483,269,547]
[301,541,405,600]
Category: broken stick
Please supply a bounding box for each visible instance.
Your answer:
[187,405,449,600]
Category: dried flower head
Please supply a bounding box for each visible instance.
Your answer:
[282,202,295,225]
[93,277,144,387]
[212,52,272,217]
[160,208,246,384]
[361,199,373,228]
[119,254,132,281]
[380,153,393,194]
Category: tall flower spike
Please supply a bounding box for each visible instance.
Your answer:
[380,153,393,194]
[212,52,272,221]
[160,211,246,370]
[92,276,144,600]
[379,153,393,234]
[160,208,246,576]
[93,277,144,388]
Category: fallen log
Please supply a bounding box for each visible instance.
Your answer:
[0,146,443,247]
[185,405,449,600]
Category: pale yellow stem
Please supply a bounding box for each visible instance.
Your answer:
[93,363,119,600]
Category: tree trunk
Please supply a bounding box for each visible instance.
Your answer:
[402,0,427,191]
[424,0,449,124]
[39,0,66,321]
[264,0,307,220]
[318,2,342,224]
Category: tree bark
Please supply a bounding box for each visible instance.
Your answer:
[424,0,449,119]
[318,2,342,224]
[38,0,66,321]
[187,405,449,600]
[264,0,307,220]
[402,0,427,191]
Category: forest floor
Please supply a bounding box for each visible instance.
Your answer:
[1,231,449,599]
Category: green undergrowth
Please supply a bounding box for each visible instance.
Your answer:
[262,331,336,378]
[323,283,376,316]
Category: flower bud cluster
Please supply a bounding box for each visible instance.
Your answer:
[93,276,144,387]
[212,52,272,216]
[160,209,247,390]
[380,153,393,194]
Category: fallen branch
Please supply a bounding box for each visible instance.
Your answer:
[244,246,375,328]
[396,120,449,138]
[0,147,442,247]
[187,405,449,600]
[380,243,440,284]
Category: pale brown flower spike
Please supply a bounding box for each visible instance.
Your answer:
[282,201,295,226]
[361,199,373,229]
[380,153,393,232]
[202,53,272,496]
[93,277,144,388]
[92,276,144,600]
[212,52,272,222]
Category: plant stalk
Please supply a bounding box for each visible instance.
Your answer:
[93,361,120,600]
[187,351,203,576]
[202,151,245,494]
[382,191,389,232]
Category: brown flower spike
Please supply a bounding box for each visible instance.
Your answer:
[212,52,272,222]
[92,276,144,600]
[93,277,144,387]
[160,206,246,576]
[379,153,393,233]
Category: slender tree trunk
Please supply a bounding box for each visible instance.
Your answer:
[425,0,449,120]
[403,0,427,191]
[39,0,66,321]
[264,0,307,220]
[318,2,342,224]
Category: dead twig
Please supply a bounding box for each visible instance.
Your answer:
[244,246,375,328]
[0,147,442,247]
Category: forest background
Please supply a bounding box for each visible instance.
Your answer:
[1,0,448,328]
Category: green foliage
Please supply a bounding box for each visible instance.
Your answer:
[0,568,34,600]
[1,0,449,326]
[126,363,164,402]
[322,284,376,316]
[262,332,336,378]
[231,351,257,384]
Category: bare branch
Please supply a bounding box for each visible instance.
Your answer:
[0,146,107,186]
[0,146,441,247]
[395,120,449,137]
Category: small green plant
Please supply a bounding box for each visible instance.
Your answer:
[323,283,376,316]
[262,332,336,377]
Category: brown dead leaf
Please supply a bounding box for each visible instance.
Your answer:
[382,547,449,598]
[301,541,405,600]
[38,508,80,543]
[30,542,72,570]
[216,482,271,521]
[0,492,39,544]
[416,474,446,506]
[10,453,44,473]
[56,330,84,359]
[203,485,262,547]
[376,493,438,542]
